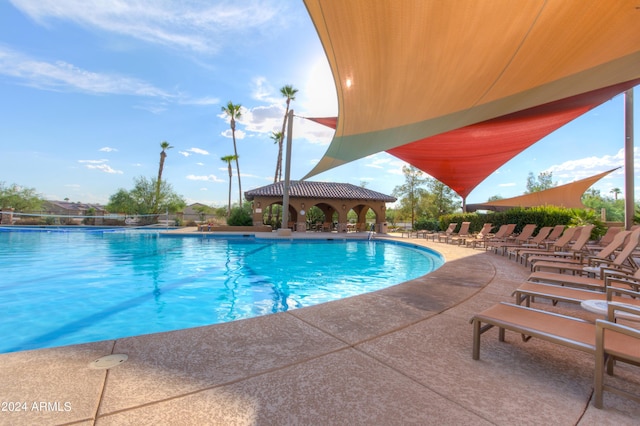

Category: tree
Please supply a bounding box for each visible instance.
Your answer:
[266,131,283,226]
[106,188,136,216]
[421,178,460,218]
[0,182,43,211]
[221,155,237,217]
[392,165,428,228]
[221,101,243,205]
[154,141,173,214]
[610,187,622,200]
[525,171,556,193]
[106,177,186,222]
[276,85,298,182]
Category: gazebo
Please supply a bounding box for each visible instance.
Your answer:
[244,181,396,233]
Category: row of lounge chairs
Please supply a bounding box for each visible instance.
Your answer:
[471,224,640,408]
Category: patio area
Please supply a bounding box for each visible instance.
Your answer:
[0,233,638,425]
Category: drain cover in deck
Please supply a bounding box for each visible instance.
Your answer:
[88,354,128,369]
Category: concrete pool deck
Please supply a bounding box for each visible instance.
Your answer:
[0,231,638,425]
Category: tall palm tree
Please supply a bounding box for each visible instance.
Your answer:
[221,155,238,217]
[277,85,298,181]
[270,131,283,182]
[266,131,283,227]
[610,187,622,200]
[221,101,243,206]
[154,141,173,214]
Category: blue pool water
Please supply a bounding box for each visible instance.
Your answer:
[0,230,443,353]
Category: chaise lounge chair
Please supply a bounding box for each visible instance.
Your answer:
[526,225,595,269]
[465,223,493,249]
[447,221,471,245]
[512,281,640,308]
[487,224,537,255]
[515,226,579,266]
[433,223,457,242]
[505,226,553,260]
[529,229,640,278]
[470,301,640,408]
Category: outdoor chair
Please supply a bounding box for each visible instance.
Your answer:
[506,226,553,260]
[516,226,579,266]
[447,221,471,245]
[530,229,638,275]
[487,224,537,255]
[431,223,456,242]
[526,225,595,269]
[465,223,493,249]
[470,301,640,409]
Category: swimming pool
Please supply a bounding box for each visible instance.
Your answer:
[0,230,443,353]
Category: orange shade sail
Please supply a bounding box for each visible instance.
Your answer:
[466,168,619,212]
[302,0,640,189]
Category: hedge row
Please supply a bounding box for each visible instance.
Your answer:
[437,206,577,235]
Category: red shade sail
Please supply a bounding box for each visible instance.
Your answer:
[305,80,639,199]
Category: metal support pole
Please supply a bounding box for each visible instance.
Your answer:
[281,109,294,230]
[624,89,634,230]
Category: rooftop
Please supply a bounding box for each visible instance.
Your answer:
[244,181,397,202]
[0,232,637,424]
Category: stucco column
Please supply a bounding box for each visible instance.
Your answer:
[1,208,14,225]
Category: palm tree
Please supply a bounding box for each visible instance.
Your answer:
[221,155,237,217]
[266,131,283,226]
[221,101,243,206]
[276,85,298,181]
[270,131,283,182]
[610,187,622,200]
[154,141,173,214]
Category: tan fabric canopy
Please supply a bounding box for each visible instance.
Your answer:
[302,0,640,181]
[465,168,618,212]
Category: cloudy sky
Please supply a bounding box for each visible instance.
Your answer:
[1,0,638,208]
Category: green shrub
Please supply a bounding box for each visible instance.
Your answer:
[227,206,253,226]
[414,218,440,231]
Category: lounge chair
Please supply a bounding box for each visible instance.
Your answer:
[470,302,640,408]
[433,223,457,242]
[530,229,639,276]
[506,226,553,260]
[526,225,595,269]
[526,263,640,292]
[543,224,566,244]
[594,303,640,408]
[586,226,622,251]
[482,224,516,249]
[447,221,471,245]
[465,223,493,248]
[515,226,579,266]
[487,224,537,255]
[513,281,640,308]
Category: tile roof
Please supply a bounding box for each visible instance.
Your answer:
[245,181,396,202]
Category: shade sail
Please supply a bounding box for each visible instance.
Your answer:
[466,168,618,212]
[305,80,640,198]
[387,80,640,198]
[302,0,640,180]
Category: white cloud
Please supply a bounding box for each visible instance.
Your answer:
[186,174,224,182]
[86,164,123,174]
[78,159,123,174]
[0,46,172,97]
[498,182,516,187]
[179,148,210,157]
[545,148,630,181]
[78,159,108,164]
[99,147,118,152]
[220,128,246,140]
[9,0,289,54]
